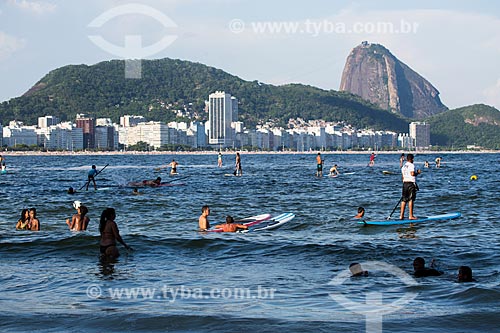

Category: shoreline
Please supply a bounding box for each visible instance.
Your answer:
[0,150,498,156]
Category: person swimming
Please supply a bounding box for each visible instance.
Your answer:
[354,207,365,219]
[349,263,369,277]
[413,257,442,277]
[214,215,248,232]
[15,209,30,230]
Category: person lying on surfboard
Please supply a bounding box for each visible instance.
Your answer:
[214,216,248,233]
[128,177,162,187]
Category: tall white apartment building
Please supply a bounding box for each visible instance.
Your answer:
[120,115,146,127]
[38,116,60,128]
[208,91,236,147]
[120,121,168,149]
[409,122,430,148]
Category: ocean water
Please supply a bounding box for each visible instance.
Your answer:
[0,152,499,333]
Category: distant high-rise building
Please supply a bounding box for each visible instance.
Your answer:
[76,114,96,149]
[409,122,430,148]
[208,91,235,147]
[38,116,60,128]
[120,115,146,127]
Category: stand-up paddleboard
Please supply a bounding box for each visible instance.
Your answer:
[358,212,461,226]
[249,212,295,232]
[207,214,272,232]
[329,172,356,177]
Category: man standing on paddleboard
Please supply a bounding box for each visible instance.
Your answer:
[400,154,421,220]
[86,165,98,191]
[316,153,323,177]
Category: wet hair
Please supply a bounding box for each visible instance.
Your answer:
[68,187,75,194]
[79,205,88,216]
[156,177,161,182]
[19,209,29,222]
[226,216,234,224]
[99,208,116,233]
[458,266,473,282]
[413,257,425,269]
[201,205,209,213]
[29,208,37,216]
[357,207,365,214]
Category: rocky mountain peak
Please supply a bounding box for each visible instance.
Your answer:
[339,42,447,119]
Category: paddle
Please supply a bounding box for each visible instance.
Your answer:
[78,164,109,190]
[387,197,403,220]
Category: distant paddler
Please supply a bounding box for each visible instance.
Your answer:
[169,159,179,175]
[329,164,340,176]
[80,164,109,191]
[435,157,442,168]
[316,153,323,177]
[368,152,376,167]
[217,152,223,167]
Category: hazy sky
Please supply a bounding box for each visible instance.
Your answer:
[1,0,499,110]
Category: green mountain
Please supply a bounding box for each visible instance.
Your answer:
[427,104,500,149]
[0,58,408,131]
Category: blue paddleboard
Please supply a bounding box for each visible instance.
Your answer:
[358,212,461,226]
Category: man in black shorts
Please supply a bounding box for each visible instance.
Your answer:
[400,154,421,220]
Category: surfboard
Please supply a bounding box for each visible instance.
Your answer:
[97,187,112,191]
[357,212,461,226]
[249,212,295,231]
[207,213,272,232]
[158,182,186,187]
[382,170,397,175]
[343,172,356,175]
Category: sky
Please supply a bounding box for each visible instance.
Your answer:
[1,0,500,110]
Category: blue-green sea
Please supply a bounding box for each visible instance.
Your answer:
[0,152,499,332]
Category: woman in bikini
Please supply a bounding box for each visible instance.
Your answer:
[16,209,30,230]
[99,208,132,259]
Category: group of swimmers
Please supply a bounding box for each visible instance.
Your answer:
[350,258,475,282]
[15,208,40,231]
[198,205,248,232]
[15,200,131,260]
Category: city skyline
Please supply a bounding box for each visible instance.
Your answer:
[1,109,430,152]
[0,0,499,112]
